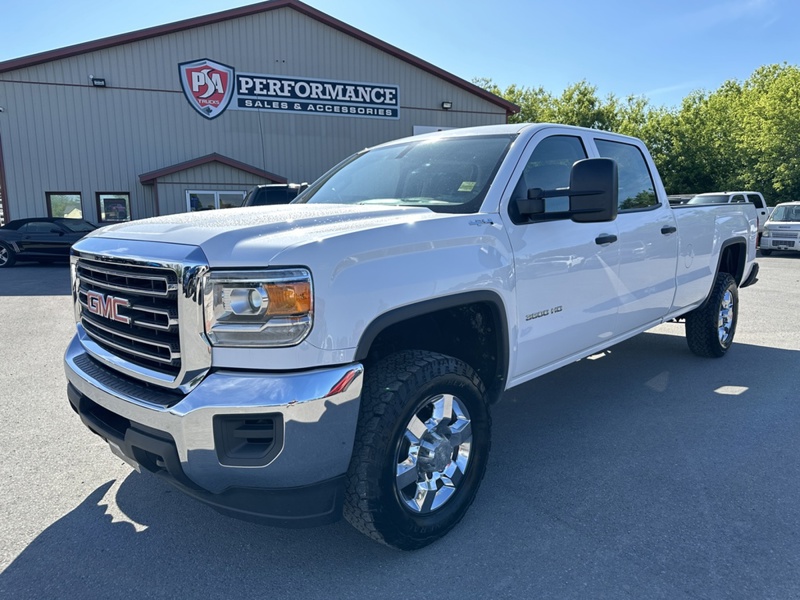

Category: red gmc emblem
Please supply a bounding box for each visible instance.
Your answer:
[86,290,130,324]
[178,58,235,119]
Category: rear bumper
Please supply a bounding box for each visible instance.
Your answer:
[64,335,363,526]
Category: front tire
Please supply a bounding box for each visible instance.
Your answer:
[0,242,16,268]
[685,272,738,358]
[344,350,491,550]
[760,249,773,256]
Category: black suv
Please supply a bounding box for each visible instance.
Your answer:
[243,183,308,207]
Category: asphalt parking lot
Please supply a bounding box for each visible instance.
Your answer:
[1,255,799,599]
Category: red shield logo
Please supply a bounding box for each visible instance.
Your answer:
[179,59,235,119]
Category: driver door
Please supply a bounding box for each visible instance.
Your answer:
[502,131,621,383]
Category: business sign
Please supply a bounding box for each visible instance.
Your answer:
[178,59,235,120]
[179,59,399,120]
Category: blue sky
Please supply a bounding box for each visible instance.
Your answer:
[0,0,794,108]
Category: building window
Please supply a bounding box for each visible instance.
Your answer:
[46,193,83,219]
[186,190,246,211]
[96,193,131,223]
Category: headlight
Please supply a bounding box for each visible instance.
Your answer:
[762,230,772,238]
[203,269,313,347]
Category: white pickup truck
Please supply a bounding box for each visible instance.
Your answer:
[65,124,759,550]
[687,191,772,234]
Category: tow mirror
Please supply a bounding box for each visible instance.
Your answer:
[569,158,618,223]
[515,158,618,223]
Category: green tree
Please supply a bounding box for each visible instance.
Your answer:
[734,64,800,203]
[475,65,800,202]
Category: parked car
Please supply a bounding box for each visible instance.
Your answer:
[686,191,772,235]
[759,201,800,256]
[242,183,308,207]
[667,194,693,205]
[0,217,97,267]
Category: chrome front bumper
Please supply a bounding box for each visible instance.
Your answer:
[64,335,363,495]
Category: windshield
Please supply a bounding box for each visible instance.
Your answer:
[57,219,96,233]
[687,194,729,205]
[770,205,800,222]
[297,134,516,214]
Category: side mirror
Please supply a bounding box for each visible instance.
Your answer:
[569,158,618,223]
[514,158,618,223]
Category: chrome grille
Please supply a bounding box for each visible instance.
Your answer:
[76,258,182,376]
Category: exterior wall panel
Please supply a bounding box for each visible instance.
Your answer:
[0,5,509,222]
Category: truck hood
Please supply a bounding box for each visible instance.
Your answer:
[89,204,446,266]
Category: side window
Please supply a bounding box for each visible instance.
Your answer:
[595,139,658,210]
[731,194,746,203]
[746,194,764,209]
[509,135,587,224]
[20,221,56,233]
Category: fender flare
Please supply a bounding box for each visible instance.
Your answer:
[354,290,510,402]
[715,236,748,285]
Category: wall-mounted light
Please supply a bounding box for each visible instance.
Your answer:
[441,101,453,110]
[89,76,107,88]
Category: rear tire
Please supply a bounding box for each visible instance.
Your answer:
[0,242,16,268]
[344,350,491,550]
[685,272,738,358]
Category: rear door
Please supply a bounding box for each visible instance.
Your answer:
[593,136,679,333]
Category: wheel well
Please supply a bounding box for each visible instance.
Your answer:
[356,299,508,404]
[717,239,746,284]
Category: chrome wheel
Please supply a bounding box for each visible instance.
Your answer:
[344,350,491,550]
[686,272,738,358]
[718,289,735,346]
[395,393,472,514]
[0,243,15,268]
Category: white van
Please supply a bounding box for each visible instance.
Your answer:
[759,201,800,255]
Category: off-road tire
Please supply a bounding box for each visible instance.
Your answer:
[685,272,738,358]
[344,350,491,550]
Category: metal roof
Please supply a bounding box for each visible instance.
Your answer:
[0,0,518,116]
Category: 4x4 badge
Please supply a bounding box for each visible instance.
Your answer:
[178,58,235,120]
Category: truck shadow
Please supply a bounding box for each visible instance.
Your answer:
[0,264,71,296]
[3,329,800,598]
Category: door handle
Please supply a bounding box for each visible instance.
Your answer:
[595,234,618,245]
[661,226,677,235]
